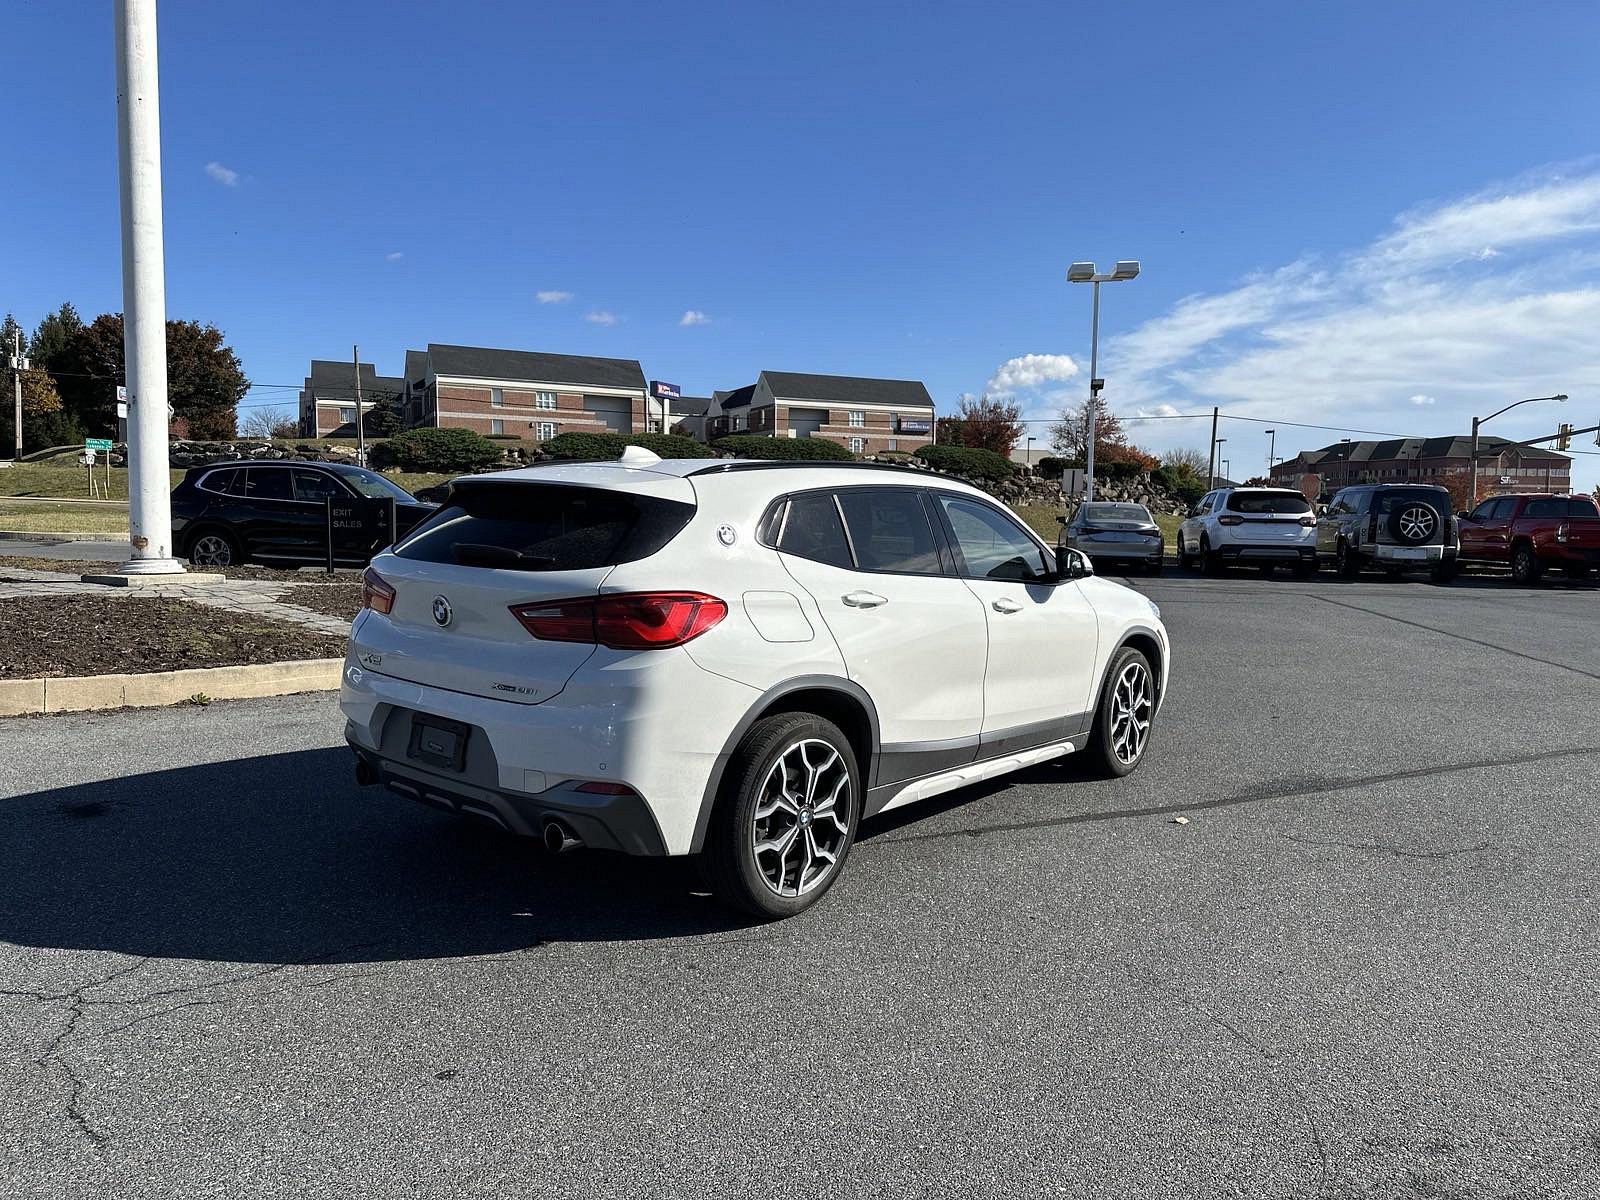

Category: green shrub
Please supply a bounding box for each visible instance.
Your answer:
[711,435,855,461]
[913,444,1014,480]
[541,431,717,461]
[1036,456,1066,480]
[1095,460,1142,481]
[371,427,502,473]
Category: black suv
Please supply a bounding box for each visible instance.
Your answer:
[1316,483,1457,582]
[170,460,436,568]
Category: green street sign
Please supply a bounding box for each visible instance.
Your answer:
[85,438,113,451]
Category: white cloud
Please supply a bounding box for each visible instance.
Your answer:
[1094,165,1600,492]
[385,251,404,262]
[203,161,239,187]
[537,290,573,304]
[986,353,1079,395]
[585,310,618,326]
[679,310,710,326]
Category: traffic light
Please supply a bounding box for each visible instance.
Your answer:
[1556,423,1573,450]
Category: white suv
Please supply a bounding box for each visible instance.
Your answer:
[1177,486,1319,575]
[341,449,1170,917]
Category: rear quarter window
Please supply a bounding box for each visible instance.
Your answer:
[395,483,694,571]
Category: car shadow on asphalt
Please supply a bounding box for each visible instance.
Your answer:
[0,747,753,964]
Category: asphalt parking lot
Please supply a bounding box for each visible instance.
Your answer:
[3,571,1599,1199]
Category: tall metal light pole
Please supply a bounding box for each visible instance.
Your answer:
[1222,458,1230,484]
[1469,393,1566,504]
[1265,428,1276,480]
[1067,260,1139,502]
[1025,435,1035,468]
[114,0,183,575]
[1209,436,1226,489]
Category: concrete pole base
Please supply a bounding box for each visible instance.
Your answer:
[116,557,188,577]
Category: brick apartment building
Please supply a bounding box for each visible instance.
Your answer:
[1270,435,1572,497]
[398,344,655,438]
[297,360,404,438]
[704,371,935,453]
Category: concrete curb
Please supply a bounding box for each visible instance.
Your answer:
[0,531,130,543]
[0,658,344,717]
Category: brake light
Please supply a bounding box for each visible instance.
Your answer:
[1218,514,1244,526]
[574,780,637,796]
[1299,515,1318,527]
[361,567,395,614]
[511,591,728,650]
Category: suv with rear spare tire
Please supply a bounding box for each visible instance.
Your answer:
[1316,483,1458,582]
[341,448,1170,918]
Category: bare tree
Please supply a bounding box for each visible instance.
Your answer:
[1049,396,1125,459]
[240,405,295,439]
[1159,446,1209,479]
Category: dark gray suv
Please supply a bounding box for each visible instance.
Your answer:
[1316,484,1458,582]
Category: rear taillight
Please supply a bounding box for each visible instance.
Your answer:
[1299,515,1318,527]
[1557,522,1570,543]
[511,591,728,650]
[361,567,395,614]
[1218,514,1244,526]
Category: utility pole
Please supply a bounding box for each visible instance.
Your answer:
[115,0,183,574]
[9,329,24,462]
[1206,406,1219,489]
[352,344,366,467]
[1265,427,1276,480]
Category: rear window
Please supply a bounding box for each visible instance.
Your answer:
[1226,491,1311,515]
[1570,497,1600,517]
[1525,497,1598,518]
[395,482,694,571]
[1082,503,1150,521]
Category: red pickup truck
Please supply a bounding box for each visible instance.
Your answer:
[1456,493,1600,583]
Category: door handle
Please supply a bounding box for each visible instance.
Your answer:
[841,590,888,609]
[992,597,1024,614]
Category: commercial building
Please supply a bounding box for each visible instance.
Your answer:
[704,371,935,453]
[297,360,404,438]
[1270,436,1572,497]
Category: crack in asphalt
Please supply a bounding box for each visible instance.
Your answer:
[1282,833,1495,861]
[871,744,1600,846]
[1307,593,1600,683]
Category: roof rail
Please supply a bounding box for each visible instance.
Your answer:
[687,459,932,478]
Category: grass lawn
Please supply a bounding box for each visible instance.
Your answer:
[0,462,184,501]
[0,504,130,535]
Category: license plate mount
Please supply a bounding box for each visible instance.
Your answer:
[408,714,471,772]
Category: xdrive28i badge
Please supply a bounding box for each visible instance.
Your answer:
[431,595,453,627]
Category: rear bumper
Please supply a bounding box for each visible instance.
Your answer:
[339,647,758,855]
[1366,543,1451,563]
[1078,540,1163,562]
[1216,544,1316,562]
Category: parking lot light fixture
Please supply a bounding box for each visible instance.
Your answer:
[1209,436,1226,489]
[1469,393,1568,504]
[1067,258,1141,501]
[1265,428,1276,477]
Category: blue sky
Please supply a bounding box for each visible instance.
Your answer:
[6,0,1600,485]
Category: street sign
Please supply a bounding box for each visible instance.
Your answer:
[325,496,397,573]
[85,438,113,451]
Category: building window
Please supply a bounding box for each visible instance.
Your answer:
[647,419,661,433]
[490,419,504,435]
[537,421,556,440]
[338,407,355,425]
[849,436,865,454]
[732,415,745,431]
[491,387,504,407]
[848,411,865,427]
[536,391,557,409]
[889,438,897,451]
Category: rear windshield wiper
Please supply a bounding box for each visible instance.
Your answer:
[452,543,558,569]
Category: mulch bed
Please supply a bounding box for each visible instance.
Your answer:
[1,595,348,679]
[278,583,365,619]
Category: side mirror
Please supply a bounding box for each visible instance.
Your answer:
[1059,547,1094,580]
[1316,504,1329,517]
[1456,510,1470,520]
[1055,514,1067,524]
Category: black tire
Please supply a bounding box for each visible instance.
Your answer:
[1291,559,1315,579]
[1430,561,1457,585]
[186,527,243,568]
[1510,543,1543,585]
[1146,557,1163,576]
[1335,539,1361,579]
[1200,535,1223,576]
[1565,564,1591,580]
[1176,540,1192,570]
[1088,645,1157,778]
[701,713,861,919]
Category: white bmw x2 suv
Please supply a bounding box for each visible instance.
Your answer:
[341,448,1169,917]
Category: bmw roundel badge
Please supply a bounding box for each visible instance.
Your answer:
[432,595,453,627]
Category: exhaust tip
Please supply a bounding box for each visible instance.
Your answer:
[542,819,582,854]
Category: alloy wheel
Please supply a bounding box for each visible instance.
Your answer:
[1109,660,1153,766]
[191,534,234,567]
[750,738,852,898]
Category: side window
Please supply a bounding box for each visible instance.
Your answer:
[937,496,1050,582]
[1489,498,1516,520]
[292,469,346,503]
[241,467,293,502]
[1524,498,1563,519]
[774,493,853,569]
[835,489,943,575]
[1468,498,1498,521]
[199,468,239,495]
[1569,497,1599,517]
